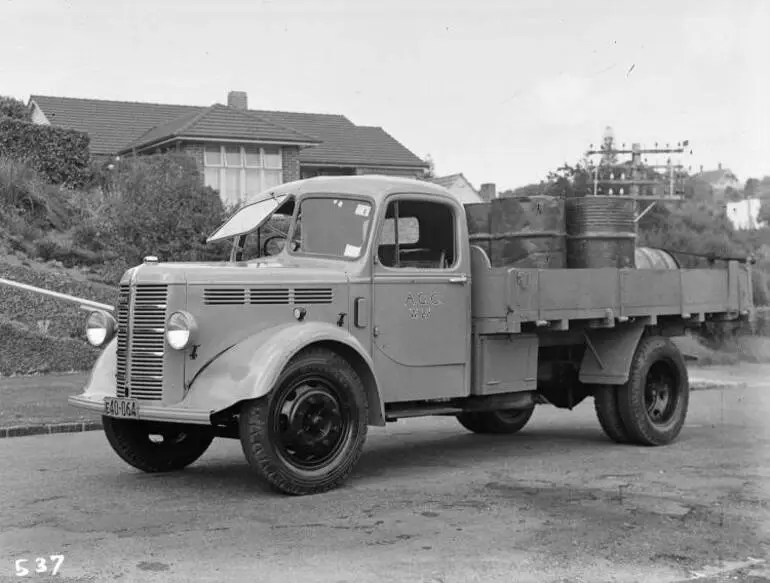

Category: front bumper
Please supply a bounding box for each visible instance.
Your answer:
[68,394,214,425]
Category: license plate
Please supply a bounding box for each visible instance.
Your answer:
[104,397,139,419]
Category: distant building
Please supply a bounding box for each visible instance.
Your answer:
[431,173,483,204]
[726,198,764,230]
[694,163,741,201]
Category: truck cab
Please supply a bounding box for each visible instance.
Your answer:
[70,175,752,496]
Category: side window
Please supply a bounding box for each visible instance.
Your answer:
[377,199,456,269]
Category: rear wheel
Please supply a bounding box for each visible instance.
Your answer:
[594,385,631,443]
[103,418,214,472]
[239,347,368,496]
[456,407,535,434]
[616,336,690,446]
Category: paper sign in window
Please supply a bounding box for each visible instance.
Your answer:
[344,244,361,257]
[355,204,371,217]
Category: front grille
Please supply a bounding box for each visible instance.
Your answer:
[115,285,130,398]
[115,283,168,401]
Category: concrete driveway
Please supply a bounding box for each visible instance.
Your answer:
[1,379,769,582]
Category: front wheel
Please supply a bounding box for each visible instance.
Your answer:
[239,347,369,496]
[616,336,690,446]
[457,407,535,434]
[103,418,214,472]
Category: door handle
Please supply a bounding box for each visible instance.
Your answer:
[448,274,468,284]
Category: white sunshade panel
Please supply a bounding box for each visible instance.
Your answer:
[206,192,289,243]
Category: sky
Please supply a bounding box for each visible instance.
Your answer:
[2,0,769,190]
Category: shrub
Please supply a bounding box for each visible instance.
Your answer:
[102,153,229,265]
[0,96,31,121]
[0,157,81,236]
[0,118,91,187]
[0,320,100,376]
[0,262,119,340]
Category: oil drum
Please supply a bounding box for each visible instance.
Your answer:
[465,196,567,268]
[565,197,636,269]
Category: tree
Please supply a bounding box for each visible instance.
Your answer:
[422,154,436,180]
[0,96,31,121]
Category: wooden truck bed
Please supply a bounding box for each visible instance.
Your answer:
[469,246,753,334]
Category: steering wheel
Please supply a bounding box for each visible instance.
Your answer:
[261,234,287,256]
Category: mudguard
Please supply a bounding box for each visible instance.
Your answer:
[578,322,647,385]
[80,337,118,399]
[181,321,385,426]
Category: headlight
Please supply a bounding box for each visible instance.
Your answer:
[86,311,116,347]
[166,311,198,350]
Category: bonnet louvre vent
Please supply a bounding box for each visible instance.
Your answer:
[250,288,290,304]
[203,287,333,305]
[293,288,333,304]
[203,288,246,305]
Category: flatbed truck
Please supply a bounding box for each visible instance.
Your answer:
[68,175,753,495]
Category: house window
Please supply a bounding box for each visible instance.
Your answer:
[204,144,283,205]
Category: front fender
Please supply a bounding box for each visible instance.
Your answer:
[181,321,384,425]
[80,337,118,399]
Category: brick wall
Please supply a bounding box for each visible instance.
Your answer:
[283,146,301,183]
[180,142,205,174]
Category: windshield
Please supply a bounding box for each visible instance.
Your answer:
[290,197,373,259]
[207,192,289,243]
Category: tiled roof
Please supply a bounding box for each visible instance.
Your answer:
[122,105,320,152]
[29,95,428,169]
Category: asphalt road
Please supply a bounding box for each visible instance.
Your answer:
[1,379,769,583]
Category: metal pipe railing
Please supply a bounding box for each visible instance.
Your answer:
[0,278,115,313]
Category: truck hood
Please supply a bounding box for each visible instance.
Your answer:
[123,259,351,286]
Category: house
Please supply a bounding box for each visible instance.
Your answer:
[726,198,764,230]
[431,173,481,204]
[28,91,429,205]
[693,163,741,202]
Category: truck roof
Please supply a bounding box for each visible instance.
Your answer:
[245,174,453,206]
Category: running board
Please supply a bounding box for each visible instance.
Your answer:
[384,391,540,421]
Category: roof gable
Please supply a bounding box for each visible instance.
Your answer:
[122,104,320,152]
[431,173,476,191]
[29,95,428,169]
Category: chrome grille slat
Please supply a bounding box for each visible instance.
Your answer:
[115,283,168,402]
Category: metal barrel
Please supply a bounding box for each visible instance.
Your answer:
[465,196,567,269]
[634,247,680,269]
[565,197,636,269]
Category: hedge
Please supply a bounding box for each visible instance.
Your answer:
[0,320,99,376]
[0,262,119,340]
[0,118,91,187]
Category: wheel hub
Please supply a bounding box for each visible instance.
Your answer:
[273,379,349,469]
[644,362,679,425]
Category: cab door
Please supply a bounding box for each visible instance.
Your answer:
[371,194,471,403]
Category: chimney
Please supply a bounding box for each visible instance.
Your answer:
[227,91,248,110]
[479,183,497,202]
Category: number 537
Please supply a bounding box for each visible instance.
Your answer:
[15,555,65,576]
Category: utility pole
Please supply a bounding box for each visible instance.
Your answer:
[583,129,691,220]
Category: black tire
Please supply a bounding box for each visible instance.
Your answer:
[239,347,368,496]
[594,384,631,443]
[102,417,214,473]
[456,407,535,434]
[616,336,690,446]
